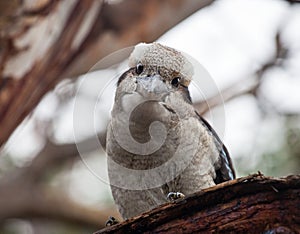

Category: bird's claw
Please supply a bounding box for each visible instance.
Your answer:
[105,216,119,227]
[167,192,185,201]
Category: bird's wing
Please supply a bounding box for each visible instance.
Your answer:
[195,112,236,183]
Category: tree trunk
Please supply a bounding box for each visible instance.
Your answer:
[95,173,300,233]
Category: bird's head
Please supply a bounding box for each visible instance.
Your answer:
[115,42,194,105]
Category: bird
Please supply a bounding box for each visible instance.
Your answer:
[106,42,235,220]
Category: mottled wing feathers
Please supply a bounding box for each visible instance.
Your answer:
[195,112,236,183]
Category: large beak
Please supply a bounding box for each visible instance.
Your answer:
[136,74,168,95]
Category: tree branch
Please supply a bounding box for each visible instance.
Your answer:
[21,133,105,183]
[95,174,300,233]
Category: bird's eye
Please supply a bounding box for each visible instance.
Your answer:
[171,77,181,87]
[136,63,144,75]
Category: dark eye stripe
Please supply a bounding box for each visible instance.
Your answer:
[179,84,192,103]
[117,68,134,86]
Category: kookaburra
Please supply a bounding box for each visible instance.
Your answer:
[106,42,235,220]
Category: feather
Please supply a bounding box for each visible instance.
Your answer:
[195,112,236,183]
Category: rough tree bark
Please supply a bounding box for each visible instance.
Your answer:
[0,0,214,147]
[95,174,300,234]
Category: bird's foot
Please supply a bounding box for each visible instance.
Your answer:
[105,216,119,227]
[167,192,185,201]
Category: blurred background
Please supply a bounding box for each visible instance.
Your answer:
[0,0,299,233]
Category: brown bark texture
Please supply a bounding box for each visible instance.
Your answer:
[95,174,300,234]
